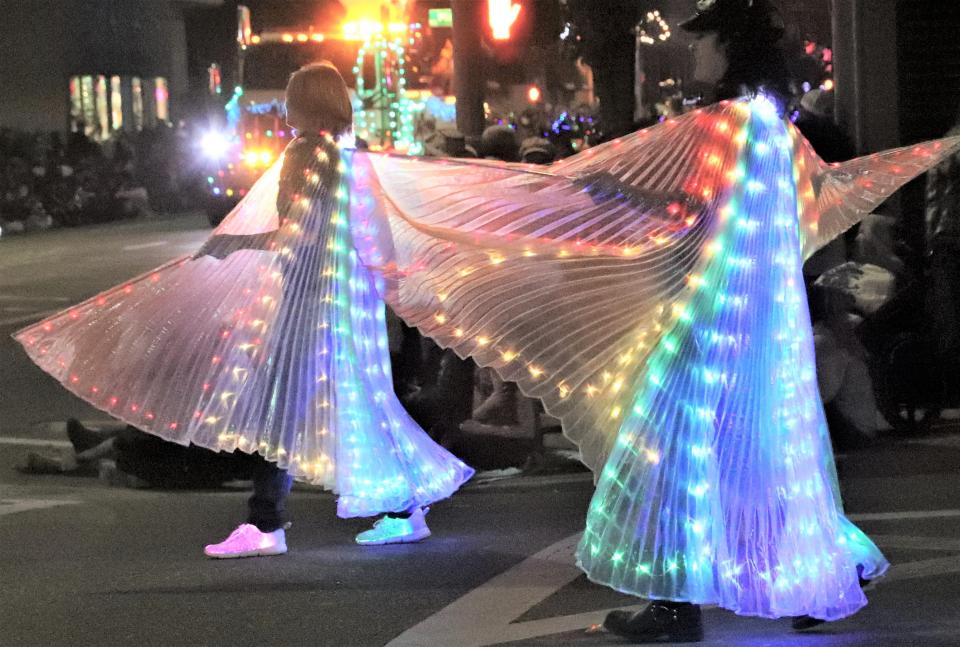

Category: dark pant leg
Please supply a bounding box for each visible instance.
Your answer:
[247,454,294,532]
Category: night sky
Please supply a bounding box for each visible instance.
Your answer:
[184,0,348,98]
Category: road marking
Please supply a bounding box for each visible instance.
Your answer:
[884,554,960,583]
[867,534,960,552]
[0,437,72,448]
[0,499,79,517]
[386,533,600,647]
[0,295,71,302]
[0,309,60,327]
[389,512,960,647]
[122,241,168,251]
[848,509,960,521]
[468,472,593,490]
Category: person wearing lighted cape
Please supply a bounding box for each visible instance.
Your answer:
[16,62,474,557]
[338,0,960,640]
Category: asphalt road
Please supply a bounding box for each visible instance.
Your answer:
[2,216,960,647]
[0,213,209,438]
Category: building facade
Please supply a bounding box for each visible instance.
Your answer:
[0,0,222,138]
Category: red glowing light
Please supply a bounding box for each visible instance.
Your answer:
[489,0,522,40]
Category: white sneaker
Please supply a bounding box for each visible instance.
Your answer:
[355,508,431,546]
[204,523,287,558]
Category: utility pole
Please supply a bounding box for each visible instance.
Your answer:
[451,0,485,148]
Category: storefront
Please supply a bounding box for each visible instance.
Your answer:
[68,74,170,140]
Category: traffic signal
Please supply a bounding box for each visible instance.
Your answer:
[488,0,522,41]
[482,0,532,63]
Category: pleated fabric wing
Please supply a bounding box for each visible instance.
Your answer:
[353,96,960,619]
[15,134,473,517]
[354,98,960,477]
[351,103,745,475]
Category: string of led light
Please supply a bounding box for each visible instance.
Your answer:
[637,9,671,45]
[353,30,424,153]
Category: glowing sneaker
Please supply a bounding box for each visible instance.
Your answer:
[204,523,287,559]
[355,508,431,546]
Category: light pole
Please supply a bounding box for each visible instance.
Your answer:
[451,0,485,148]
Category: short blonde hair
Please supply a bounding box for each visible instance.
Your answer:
[285,62,353,136]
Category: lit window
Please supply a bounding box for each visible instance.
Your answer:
[94,75,109,138]
[154,77,169,123]
[80,76,96,136]
[131,77,144,131]
[110,76,123,130]
[69,77,83,129]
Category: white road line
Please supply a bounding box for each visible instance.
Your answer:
[388,510,960,647]
[0,499,79,517]
[849,510,960,522]
[0,309,60,327]
[0,295,71,302]
[0,437,72,448]
[481,606,645,645]
[885,555,960,583]
[386,533,587,647]
[122,241,168,251]
[468,472,593,490]
[867,535,960,552]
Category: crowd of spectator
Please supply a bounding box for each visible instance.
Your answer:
[0,123,203,235]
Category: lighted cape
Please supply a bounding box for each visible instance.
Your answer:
[348,96,960,619]
[14,134,473,518]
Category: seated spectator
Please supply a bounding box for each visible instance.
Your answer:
[18,419,253,489]
[519,137,556,164]
[481,125,520,162]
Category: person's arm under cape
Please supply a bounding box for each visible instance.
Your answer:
[193,137,334,260]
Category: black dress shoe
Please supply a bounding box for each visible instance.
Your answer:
[792,567,870,631]
[603,601,704,643]
[790,615,825,631]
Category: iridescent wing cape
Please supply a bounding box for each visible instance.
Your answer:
[14,98,957,507]
[14,136,473,515]
[350,97,960,476]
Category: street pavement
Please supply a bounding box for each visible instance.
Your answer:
[0,213,209,437]
[2,216,960,646]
